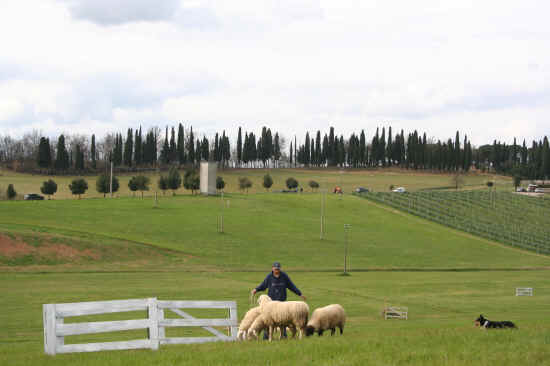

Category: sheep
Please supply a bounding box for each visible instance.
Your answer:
[246,314,293,340]
[257,294,309,340]
[237,306,262,341]
[305,304,346,336]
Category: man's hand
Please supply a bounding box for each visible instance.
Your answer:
[301,295,307,301]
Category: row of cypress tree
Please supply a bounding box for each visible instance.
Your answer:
[30,125,550,180]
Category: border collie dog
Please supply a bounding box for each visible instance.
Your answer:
[475,315,517,329]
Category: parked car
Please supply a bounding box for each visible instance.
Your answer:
[527,184,537,192]
[516,187,526,192]
[392,187,406,193]
[24,193,44,200]
[534,188,544,193]
[355,187,369,193]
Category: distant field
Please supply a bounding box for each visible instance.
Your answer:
[0,167,513,200]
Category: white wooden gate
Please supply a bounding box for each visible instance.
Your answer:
[43,298,237,355]
[515,287,533,296]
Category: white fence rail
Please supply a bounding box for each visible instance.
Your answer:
[43,298,238,355]
[515,287,533,296]
[383,306,408,320]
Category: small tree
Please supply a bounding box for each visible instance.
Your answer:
[40,179,58,199]
[167,167,182,195]
[128,177,138,196]
[451,172,465,190]
[216,176,225,192]
[7,184,16,200]
[96,175,119,198]
[286,177,298,190]
[263,174,273,191]
[308,180,319,191]
[129,176,150,198]
[238,177,252,193]
[69,178,88,199]
[158,175,169,195]
[184,169,200,194]
[389,184,394,191]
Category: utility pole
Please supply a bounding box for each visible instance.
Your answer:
[344,224,351,274]
[320,189,326,239]
[110,159,113,198]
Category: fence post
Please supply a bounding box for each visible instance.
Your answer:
[148,298,159,350]
[43,304,57,355]
[229,303,238,339]
[158,308,166,340]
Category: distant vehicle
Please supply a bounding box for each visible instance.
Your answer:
[24,193,44,200]
[355,187,369,193]
[534,188,544,193]
[516,187,526,192]
[392,187,406,193]
[527,184,538,192]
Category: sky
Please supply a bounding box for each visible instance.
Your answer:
[0,0,549,146]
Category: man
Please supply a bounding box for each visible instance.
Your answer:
[251,262,306,339]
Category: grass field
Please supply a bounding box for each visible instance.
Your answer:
[0,167,513,200]
[1,172,549,365]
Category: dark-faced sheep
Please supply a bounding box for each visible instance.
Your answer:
[305,304,346,336]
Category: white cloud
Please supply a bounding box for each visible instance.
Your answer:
[0,0,549,146]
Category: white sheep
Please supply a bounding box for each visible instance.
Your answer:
[246,313,291,340]
[305,304,346,336]
[237,306,262,341]
[257,294,309,340]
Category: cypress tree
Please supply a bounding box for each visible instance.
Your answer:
[177,123,185,165]
[289,141,293,165]
[123,128,133,167]
[273,133,281,166]
[75,144,84,171]
[169,127,177,163]
[195,138,200,163]
[37,137,51,168]
[214,133,219,162]
[90,134,96,169]
[542,136,550,180]
[455,131,460,171]
[134,127,142,166]
[328,127,335,166]
[55,135,70,171]
[386,128,392,167]
[304,132,310,166]
[237,127,243,167]
[160,126,170,164]
[187,127,195,165]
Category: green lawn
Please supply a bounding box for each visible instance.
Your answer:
[1,270,549,365]
[1,189,549,365]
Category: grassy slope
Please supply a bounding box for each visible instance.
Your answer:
[0,167,513,199]
[1,193,548,271]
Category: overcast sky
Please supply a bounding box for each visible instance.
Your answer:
[1,0,549,146]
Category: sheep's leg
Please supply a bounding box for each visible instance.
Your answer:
[268,326,273,341]
[318,329,324,336]
[289,326,297,339]
[339,325,344,335]
[331,328,336,336]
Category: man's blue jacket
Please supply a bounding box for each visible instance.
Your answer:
[255,271,302,301]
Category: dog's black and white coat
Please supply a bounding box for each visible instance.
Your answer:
[475,315,517,329]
